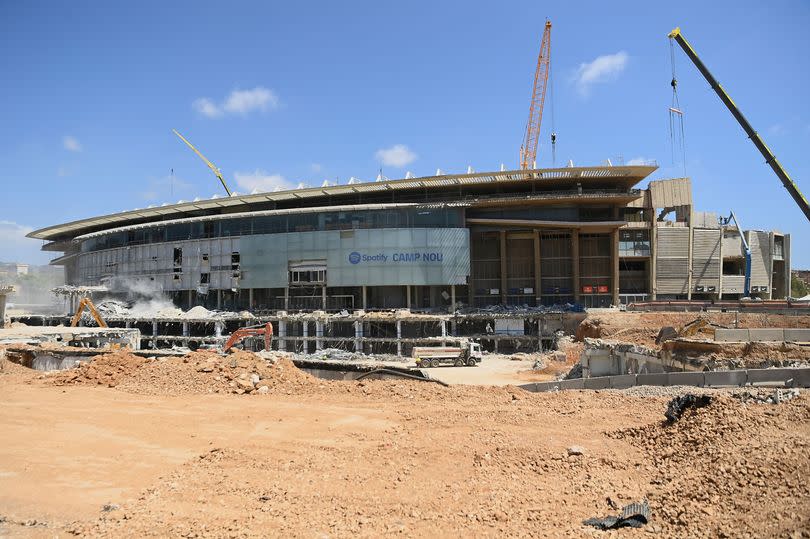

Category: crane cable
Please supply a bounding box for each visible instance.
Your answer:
[550,58,557,166]
[669,39,687,175]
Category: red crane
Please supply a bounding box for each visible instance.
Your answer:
[520,20,552,170]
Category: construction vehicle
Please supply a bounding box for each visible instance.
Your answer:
[655,316,727,344]
[668,27,810,222]
[223,322,274,352]
[720,211,752,297]
[519,20,552,170]
[173,129,233,197]
[70,298,108,328]
[412,341,483,368]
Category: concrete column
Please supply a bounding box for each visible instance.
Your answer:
[182,322,189,337]
[500,230,507,305]
[302,321,308,354]
[450,285,456,312]
[687,221,694,300]
[248,288,254,310]
[718,227,724,300]
[612,229,620,306]
[768,232,775,300]
[0,294,6,328]
[278,319,286,352]
[152,319,158,349]
[362,285,367,309]
[125,320,131,329]
[406,285,411,310]
[538,319,544,351]
[214,321,224,338]
[396,320,402,357]
[354,320,362,352]
[441,320,447,347]
[187,290,193,310]
[533,230,542,306]
[217,290,222,310]
[322,286,327,310]
[284,287,289,311]
[572,229,580,303]
[650,225,657,301]
[315,321,323,351]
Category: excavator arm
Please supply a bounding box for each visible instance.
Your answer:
[668,27,810,221]
[223,322,274,352]
[70,298,108,328]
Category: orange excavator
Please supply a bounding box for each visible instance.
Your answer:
[223,322,274,352]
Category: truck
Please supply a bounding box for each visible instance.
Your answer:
[412,341,483,368]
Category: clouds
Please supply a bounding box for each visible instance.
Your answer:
[573,51,628,96]
[233,169,294,193]
[193,87,279,118]
[375,144,417,167]
[0,221,51,265]
[63,136,82,152]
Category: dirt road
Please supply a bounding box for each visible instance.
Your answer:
[1,357,808,538]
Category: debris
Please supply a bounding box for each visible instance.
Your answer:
[733,388,800,405]
[583,500,650,530]
[665,394,713,423]
[566,445,585,456]
[101,503,120,512]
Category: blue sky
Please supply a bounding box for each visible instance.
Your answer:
[1,0,808,267]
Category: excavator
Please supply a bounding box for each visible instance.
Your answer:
[70,298,108,328]
[655,316,728,344]
[223,322,274,352]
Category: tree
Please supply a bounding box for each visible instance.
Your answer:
[791,273,809,298]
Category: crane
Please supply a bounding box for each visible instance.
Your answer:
[668,27,810,222]
[520,20,552,170]
[173,129,233,196]
[720,211,752,297]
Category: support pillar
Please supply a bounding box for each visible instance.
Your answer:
[214,321,224,338]
[650,224,657,301]
[441,320,447,347]
[322,286,327,311]
[302,321,308,354]
[278,319,286,352]
[687,222,694,300]
[182,322,189,337]
[362,285,367,310]
[187,289,193,310]
[315,321,324,351]
[572,229,580,304]
[450,284,456,312]
[396,320,402,357]
[354,320,362,352]
[151,319,158,349]
[406,285,411,310]
[248,288,254,310]
[533,230,542,306]
[500,230,507,305]
[0,293,7,328]
[284,287,289,311]
[612,228,620,306]
[217,290,222,310]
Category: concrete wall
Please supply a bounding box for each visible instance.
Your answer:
[714,328,810,342]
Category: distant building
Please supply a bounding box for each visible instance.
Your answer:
[28,165,791,310]
[0,263,29,280]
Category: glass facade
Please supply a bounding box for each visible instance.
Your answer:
[619,230,651,257]
[80,208,463,253]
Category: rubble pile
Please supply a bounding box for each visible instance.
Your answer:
[614,394,810,537]
[51,350,147,387]
[50,349,318,395]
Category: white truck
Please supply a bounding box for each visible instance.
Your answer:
[412,341,483,368]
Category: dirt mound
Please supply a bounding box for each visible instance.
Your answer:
[613,395,810,537]
[575,317,602,341]
[52,350,146,387]
[51,349,319,395]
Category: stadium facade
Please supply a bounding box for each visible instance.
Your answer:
[29,165,791,311]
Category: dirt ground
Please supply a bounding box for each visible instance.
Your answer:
[1,351,809,538]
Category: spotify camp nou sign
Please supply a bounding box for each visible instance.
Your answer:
[348,251,444,264]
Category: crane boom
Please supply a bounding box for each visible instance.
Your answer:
[668,27,810,222]
[173,129,233,197]
[520,20,552,170]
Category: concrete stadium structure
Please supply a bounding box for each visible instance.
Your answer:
[29,165,791,312]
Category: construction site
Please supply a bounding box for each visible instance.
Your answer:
[2,16,809,539]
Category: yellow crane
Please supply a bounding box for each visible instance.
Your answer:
[173,129,233,196]
[668,27,810,222]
